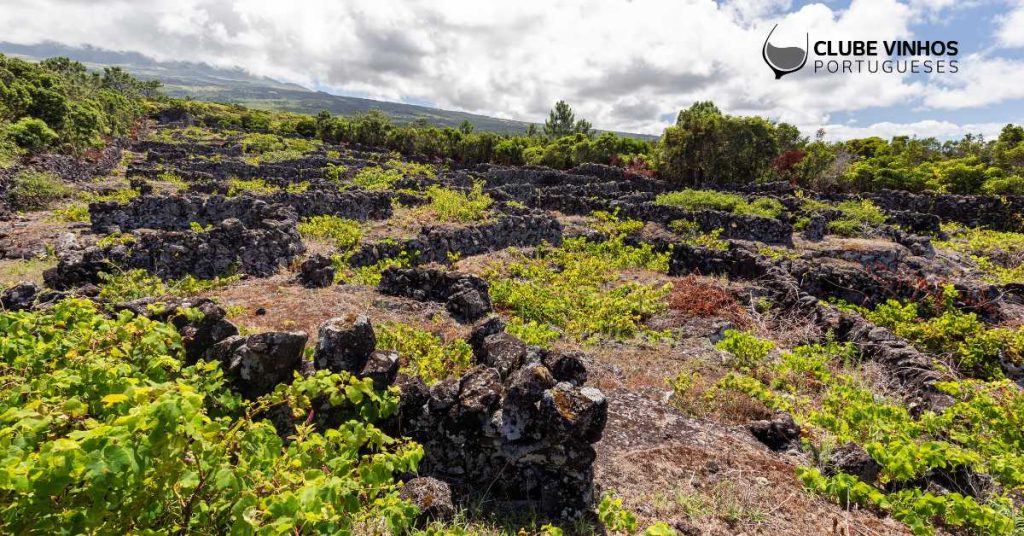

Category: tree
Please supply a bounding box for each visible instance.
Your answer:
[659,101,782,185]
[994,124,1024,172]
[543,100,593,139]
[458,119,474,134]
[293,116,317,138]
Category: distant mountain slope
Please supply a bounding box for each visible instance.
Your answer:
[0,41,654,139]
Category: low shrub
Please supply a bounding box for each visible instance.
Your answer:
[845,287,1024,379]
[505,318,561,348]
[7,169,71,210]
[297,215,362,251]
[226,177,278,197]
[715,329,774,370]
[49,203,90,223]
[655,189,782,218]
[345,251,414,286]
[669,220,728,250]
[826,199,887,237]
[486,217,670,344]
[936,223,1024,284]
[425,182,493,223]
[375,322,474,385]
[716,341,1022,535]
[97,269,240,302]
[351,166,404,190]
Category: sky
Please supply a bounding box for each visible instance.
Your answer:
[0,0,1022,140]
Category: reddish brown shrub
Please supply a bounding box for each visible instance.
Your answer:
[668,275,751,325]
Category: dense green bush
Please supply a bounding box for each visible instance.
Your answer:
[6,117,58,149]
[657,101,801,186]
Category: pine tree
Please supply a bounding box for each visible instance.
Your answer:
[543,100,593,139]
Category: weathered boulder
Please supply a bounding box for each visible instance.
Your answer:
[179,300,240,363]
[1,282,38,311]
[212,331,308,399]
[457,365,504,418]
[298,254,335,288]
[543,350,588,386]
[446,286,491,323]
[825,442,880,484]
[802,214,827,241]
[314,315,376,374]
[480,333,528,378]
[377,266,492,323]
[359,350,399,390]
[749,412,801,451]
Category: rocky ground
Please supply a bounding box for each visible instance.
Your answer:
[5,120,1023,535]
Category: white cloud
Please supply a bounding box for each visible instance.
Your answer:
[0,0,1018,137]
[922,54,1024,109]
[817,119,1013,140]
[996,0,1024,47]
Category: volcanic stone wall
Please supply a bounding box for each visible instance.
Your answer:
[348,213,563,267]
[866,190,1024,231]
[90,191,393,233]
[667,242,953,405]
[46,213,304,289]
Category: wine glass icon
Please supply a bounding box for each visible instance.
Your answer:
[762,24,809,79]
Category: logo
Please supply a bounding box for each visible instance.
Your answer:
[762,24,808,79]
[761,23,960,79]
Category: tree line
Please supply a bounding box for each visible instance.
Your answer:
[4,54,1024,196]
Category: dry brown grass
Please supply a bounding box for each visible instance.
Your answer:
[201,273,469,346]
[595,391,915,536]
